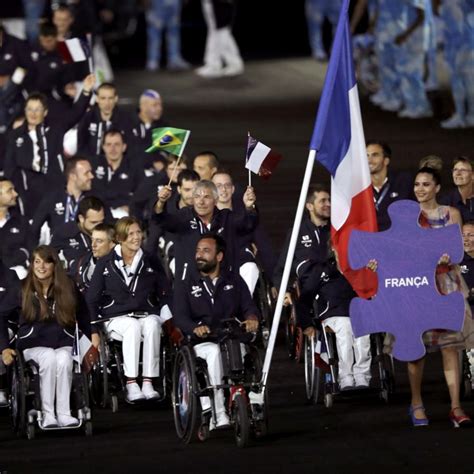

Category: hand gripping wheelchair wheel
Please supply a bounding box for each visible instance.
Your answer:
[172,345,202,444]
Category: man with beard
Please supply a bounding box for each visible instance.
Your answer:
[50,196,105,269]
[174,233,259,429]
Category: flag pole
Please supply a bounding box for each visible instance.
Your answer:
[86,33,94,75]
[249,148,317,405]
[247,131,252,187]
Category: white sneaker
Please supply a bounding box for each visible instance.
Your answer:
[210,412,231,430]
[0,389,8,407]
[354,376,371,389]
[222,64,244,77]
[41,413,58,428]
[398,107,433,119]
[167,58,191,71]
[440,114,466,129]
[313,49,327,61]
[339,375,355,391]
[145,60,158,72]
[380,99,402,112]
[195,65,224,78]
[126,382,146,403]
[141,381,161,400]
[57,414,80,427]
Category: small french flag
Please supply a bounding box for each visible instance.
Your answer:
[245,135,282,180]
[57,38,89,63]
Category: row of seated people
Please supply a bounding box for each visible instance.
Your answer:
[0,227,260,432]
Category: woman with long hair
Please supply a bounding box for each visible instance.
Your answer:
[407,167,474,427]
[86,217,172,403]
[1,246,93,428]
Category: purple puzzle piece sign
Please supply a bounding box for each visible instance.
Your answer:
[348,200,465,362]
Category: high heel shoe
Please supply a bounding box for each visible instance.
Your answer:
[449,407,472,428]
[409,405,429,427]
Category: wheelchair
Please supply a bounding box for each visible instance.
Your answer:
[303,324,396,407]
[9,349,92,440]
[171,319,268,448]
[89,312,175,411]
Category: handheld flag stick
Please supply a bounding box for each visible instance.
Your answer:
[247,131,252,187]
[166,131,191,187]
[167,155,182,187]
[86,33,94,75]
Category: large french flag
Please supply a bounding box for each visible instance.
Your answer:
[310,0,377,298]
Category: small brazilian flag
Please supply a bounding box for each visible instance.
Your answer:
[145,127,191,157]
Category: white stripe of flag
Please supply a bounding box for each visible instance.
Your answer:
[65,38,87,62]
[245,141,271,174]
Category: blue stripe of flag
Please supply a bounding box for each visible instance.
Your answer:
[309,0,356,178]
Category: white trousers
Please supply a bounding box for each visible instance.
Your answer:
[194,342,226,416]
[201,0,243,69]
[239,262,259,295]
[106,315,162,378]
[323,317,371,382]
[23,346,73,417]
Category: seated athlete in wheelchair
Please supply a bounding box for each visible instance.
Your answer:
[295,247,372,392]
[86,217,173,404]
[172,233,263,445]
[0,246,95,437]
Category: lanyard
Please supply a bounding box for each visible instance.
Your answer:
[65,195,80,222]
[38,125,49,175]
[374,183,390,211]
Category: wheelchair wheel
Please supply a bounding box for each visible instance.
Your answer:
[89,329,113,409]
[255,274,273,348]
[243,347,269,439]
[111,395,119,413]
[324,393,333,408]
[172,345,201,444]
[233,393,250,448]
[304,336,321,404]
[10,358,27,437]
[26,423,35,440]
[84,421,93,436]
[285,304,297,359]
